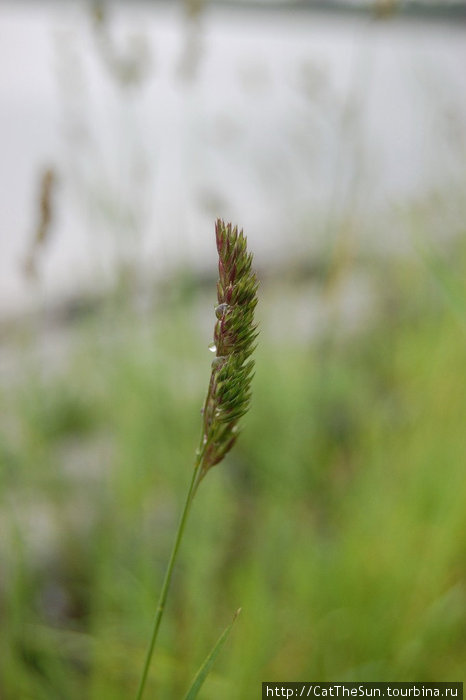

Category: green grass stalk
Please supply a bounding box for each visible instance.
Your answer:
[135,446,203,700]
[135,219,258,699]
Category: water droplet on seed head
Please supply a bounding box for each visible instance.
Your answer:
[215,303,229,319]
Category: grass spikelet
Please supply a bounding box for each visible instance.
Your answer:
[201,219,259,475]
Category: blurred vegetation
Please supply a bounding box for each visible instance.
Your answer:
[0,232,465,698]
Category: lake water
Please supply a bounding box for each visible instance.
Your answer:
[1,2,466,316]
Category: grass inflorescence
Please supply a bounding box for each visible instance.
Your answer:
[201,220,259,475]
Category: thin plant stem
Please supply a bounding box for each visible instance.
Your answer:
[135,220,258,699]
[135,448,203,700]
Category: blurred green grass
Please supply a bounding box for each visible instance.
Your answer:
[0,242,465,699]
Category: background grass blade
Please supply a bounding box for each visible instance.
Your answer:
[183,609,241,700]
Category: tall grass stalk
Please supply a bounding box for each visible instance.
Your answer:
[136,219,258,699]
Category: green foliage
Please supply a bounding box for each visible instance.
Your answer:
[184,609,240,700]
[0,241,465,698]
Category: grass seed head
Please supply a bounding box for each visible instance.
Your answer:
[200,219,259,475]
